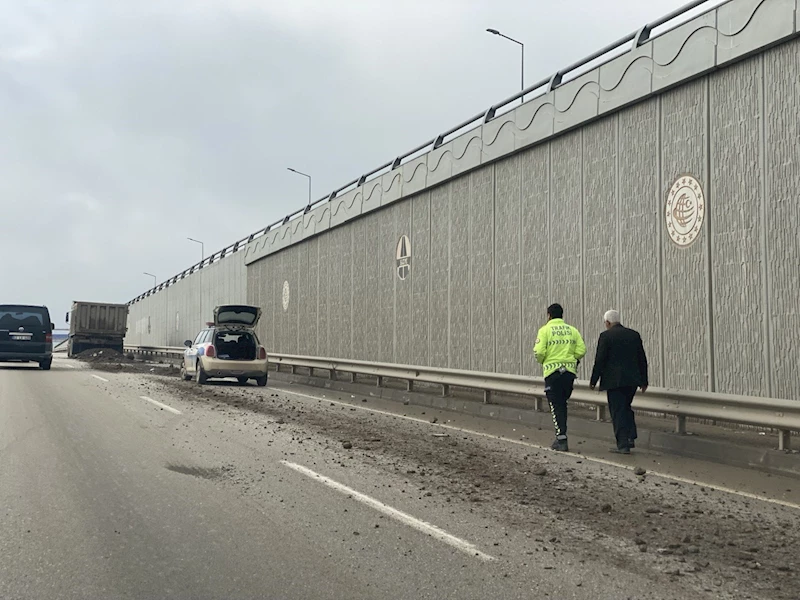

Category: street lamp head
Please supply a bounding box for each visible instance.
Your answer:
[487,28,500,35]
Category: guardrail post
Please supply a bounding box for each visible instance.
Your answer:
[596,406,606,421]
[329,369,336,381]
[376,376,383,388]
[291,365,297,375]
[441,384,450,397]
[676,415,687,435]
[483,390,491,404]
[778,430,791,451]
[406,380,413,392]
[533,397,543,412]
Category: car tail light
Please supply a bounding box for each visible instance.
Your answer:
[45,333,52,343]
[258,346,267,360]
[205,345,216,358]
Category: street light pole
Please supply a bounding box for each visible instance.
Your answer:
[486,28,525,104]
[187,237,204,261]
[287,167,312,206]
[143,272,156,287]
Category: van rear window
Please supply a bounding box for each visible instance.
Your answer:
[0,307,47,328]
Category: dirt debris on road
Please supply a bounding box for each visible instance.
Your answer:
[148,375,798,600]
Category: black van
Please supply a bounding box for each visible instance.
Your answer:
[0,304,54,370]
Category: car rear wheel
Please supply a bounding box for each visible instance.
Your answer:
[39,359,52,371]
[180,362,191,381]
[195,362,208,385]
[237,377,249,385]
[255,375,267,387]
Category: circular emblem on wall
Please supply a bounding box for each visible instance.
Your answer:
[396,234,411,280]
[282,280,290,311]
[666,175,705,248]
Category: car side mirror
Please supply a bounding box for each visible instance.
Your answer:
[65,313,69,323]
[51,323,55,329]
[184,340,192,347]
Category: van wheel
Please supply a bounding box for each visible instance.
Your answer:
[195,362,208,385]
[255,375,267,387]
[237,377,249,385]
[40,360,52,371]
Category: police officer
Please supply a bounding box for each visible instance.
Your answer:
[534,303,586,452]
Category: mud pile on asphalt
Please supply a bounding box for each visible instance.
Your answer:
[76,348,129,363]
[159,378,799,600]
[77,348,177,374]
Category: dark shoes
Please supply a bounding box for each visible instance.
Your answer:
[551,438,569,452]
[609,447,631,455]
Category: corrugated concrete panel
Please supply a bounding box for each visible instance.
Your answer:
[618,100,663,387]
[661,79,710,391]
[469,166,495,372]
[520,146,551,377]
[494,156,522,376]
[411,193,431,366]
[764,41,800,400]
[710,58,768,397]
[581,118,618,378]
[449,177,470,370]
[429,185,450,368]
[393,202,413,365]
[549,132,584,330]
[379,210,395,363]
[363,214,381,362]
[351,221,366,360]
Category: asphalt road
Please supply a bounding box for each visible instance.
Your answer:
[1,358,798,600]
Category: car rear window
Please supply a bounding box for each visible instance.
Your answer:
[0,306,49,329]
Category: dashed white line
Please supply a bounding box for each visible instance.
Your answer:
[272,386,800,512]
[282,460,495,561]
[91,374,109,382]
[62,364,76,369]
[140,396,181,415]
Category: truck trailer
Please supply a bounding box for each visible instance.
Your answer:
[66,301,129,357]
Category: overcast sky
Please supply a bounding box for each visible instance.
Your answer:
[1,0,725,326]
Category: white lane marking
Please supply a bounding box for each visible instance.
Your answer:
[140,396,181,415]
[62,364,76,369]
[272,386,800,512]
[91,374,109,382]
[282,460,495,561]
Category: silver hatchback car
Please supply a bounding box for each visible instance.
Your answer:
[180,305,268,386]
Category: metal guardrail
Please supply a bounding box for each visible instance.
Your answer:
[128,0,723,306]
[125,346,796,451]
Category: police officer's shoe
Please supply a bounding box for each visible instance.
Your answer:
[609,447,631,455]
[551,438,569,452]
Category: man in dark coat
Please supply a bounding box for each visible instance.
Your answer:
[590,310,649,454]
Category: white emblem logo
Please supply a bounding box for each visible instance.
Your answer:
[666,175,705,248]
[396,235,411,280]
[282,281,290,311]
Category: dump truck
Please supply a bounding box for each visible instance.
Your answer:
[66,301,129,357]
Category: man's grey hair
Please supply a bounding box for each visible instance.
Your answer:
[604,310,621,324]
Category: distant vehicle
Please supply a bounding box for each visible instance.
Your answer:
[181,305,268,386]
[0,304,54,370]
[66,301,129,357]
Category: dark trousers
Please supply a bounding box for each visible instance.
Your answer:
[607,386,638,449]
[545,371,575,439]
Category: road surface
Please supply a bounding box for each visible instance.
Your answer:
[1,358,798,599]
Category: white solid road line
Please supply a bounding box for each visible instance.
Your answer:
[140,396,182,415]
[273,386,800,512]
[91,374,109,382]
[62,364,76,369]
[281,460,495,561]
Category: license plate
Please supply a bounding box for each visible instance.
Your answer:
[11,335,31,341]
